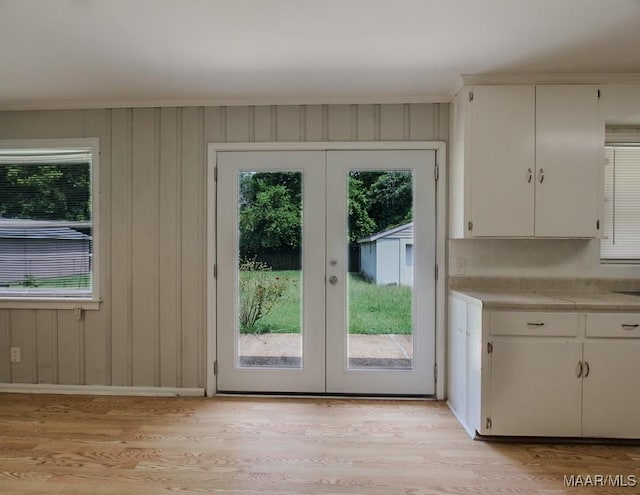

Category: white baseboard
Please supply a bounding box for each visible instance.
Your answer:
[0,383,205,397]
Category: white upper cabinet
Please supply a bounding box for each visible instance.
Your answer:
[449,83,602,238]
[535,85,601,237]
[470,85,535,237]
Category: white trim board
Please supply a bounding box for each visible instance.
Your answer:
[0,383,205,397]
[447,73,640,101]
[0,95,451,112]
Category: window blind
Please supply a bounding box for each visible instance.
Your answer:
[601,144,640,261]
[0,148,93,297]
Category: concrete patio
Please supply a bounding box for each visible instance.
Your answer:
[238,333,413,368]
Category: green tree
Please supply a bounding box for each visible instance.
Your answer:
[368,171,413,231]
[237,170,412,259]
[348,174,376,242]
[347,170,413,239]
[239,173,301,258]
[0,163,90,221]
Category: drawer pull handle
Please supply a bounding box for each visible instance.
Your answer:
[527,322,545,327]
[621,324,639,330]
[577,361,583,378]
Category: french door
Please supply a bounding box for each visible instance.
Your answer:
[216,149,436,395]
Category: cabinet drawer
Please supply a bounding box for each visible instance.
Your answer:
[490,311,578,336]
[587,313,640,338]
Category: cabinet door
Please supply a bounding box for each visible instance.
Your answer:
[535,85,601,237]
[470,85,535,237]
[490,340,582,436]
[582,341,640,438]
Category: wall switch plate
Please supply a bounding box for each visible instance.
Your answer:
[10,347,21,363]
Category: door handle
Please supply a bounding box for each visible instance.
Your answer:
[584,361,590,378]
[527,168,533,183]
[539,168,545,183]
[577,361,583,378]
[328,276,338,285]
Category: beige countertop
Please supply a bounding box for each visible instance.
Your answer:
[450,289,640,311]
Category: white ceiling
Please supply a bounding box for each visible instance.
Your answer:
[2,0,640,109]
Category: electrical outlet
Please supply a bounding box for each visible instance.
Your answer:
[10,347,21,363]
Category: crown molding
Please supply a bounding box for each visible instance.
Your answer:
[4,74,639,110]
[447,77,466,101]
[444,73,640,103]
[459,73,640,86]
[0,94,452,112]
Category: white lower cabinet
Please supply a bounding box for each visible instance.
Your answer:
[448,296,640,439]
[582,341,640,438]
[490,340,582,436]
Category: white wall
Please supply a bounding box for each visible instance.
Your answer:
[360,242,377,282]
[0,103,449,387]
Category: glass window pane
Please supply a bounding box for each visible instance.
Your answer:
[0,150,92,297]
[601,145,640,260]
[236,171,303,368]
[347,170,414,369]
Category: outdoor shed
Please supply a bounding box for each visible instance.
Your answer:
[358,222,413,286]
[0,220,91,285]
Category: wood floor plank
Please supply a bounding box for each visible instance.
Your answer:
[0,394,638,494]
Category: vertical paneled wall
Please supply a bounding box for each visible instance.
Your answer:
[0,103,448,388]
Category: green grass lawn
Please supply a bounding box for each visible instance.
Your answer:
[348,273,412,334]
[240,270,412,335]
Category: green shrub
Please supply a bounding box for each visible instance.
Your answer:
[239,258,292,334]
[19,274,39,288]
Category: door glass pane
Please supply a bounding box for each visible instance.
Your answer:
[237,171,303,368]
[347,170,414,369]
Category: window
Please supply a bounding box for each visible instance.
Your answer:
[602,138,640,262]
[0,139,99,301]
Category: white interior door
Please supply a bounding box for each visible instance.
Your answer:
[216,149,436,395]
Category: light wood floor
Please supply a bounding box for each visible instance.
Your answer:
[0,394,638,494]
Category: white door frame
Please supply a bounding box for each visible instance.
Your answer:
[207,141,447,398]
